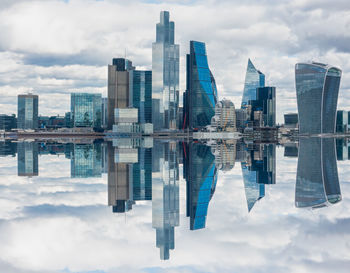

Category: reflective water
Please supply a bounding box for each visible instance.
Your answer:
[0,138,350,272]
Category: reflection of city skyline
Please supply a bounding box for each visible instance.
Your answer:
[0,137,345,259]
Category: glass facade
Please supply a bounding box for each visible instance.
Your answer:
[152,11,179,131]
[184,41,218,130]
[17,94,38,129]
[71,93,102,128]
[184,142,218,230]
[295,62,342,134]
[129,70,152,124]
[296,137,341,208]
[252,87,276,127]
[241,59,265,107]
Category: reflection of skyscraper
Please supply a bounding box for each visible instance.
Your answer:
[183,41,218,130]
[71,143,102,177]
[241,143,276,212]
[152,141,179,260]
[296,138,341,208]
[241,59,265,107]
[184,142,218,230]
[17,141,38,177]
[295,62,342,134]
[152,11,179,131]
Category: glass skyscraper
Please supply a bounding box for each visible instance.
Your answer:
[70,93,102,128]
[241,59,265,107]
[183,41,218,130]
[129,70,152,124]
[295,62,342,134]
[152,11,179,131]
[296,138,341,208]
[17,94,38,130]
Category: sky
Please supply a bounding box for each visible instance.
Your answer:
[1,0,350,123]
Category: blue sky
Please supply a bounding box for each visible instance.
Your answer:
[0,0,350,122]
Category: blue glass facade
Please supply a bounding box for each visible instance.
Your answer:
[129,70,152,124]
[184,41,218,130]
[241,59,265,107]
[71,143,102,178]
[17,94,38,129]
[17,141,38,177]
[295,62,342,134]
[296,138,341,208]
[250,87,276,127]
[152,11,179,131]
[184,142,218,230]
[71,93,102,128]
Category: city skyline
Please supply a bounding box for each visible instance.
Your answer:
[1,1,350,124]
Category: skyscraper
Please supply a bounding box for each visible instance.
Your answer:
[183,41,218,130]
[250,86,276,127]
[107,58,134,130]
[241,59,265,107]
[70,93,102,128]
[71,143,102,178]
[295,62,342,134]
[295,137,341,208]
[17,94,38,130]
[152,11,179,131]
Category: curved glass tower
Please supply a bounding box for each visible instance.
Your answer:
[241,59,265,107]
[295,137,341,209]
[184,41,218,130]
[295,62,342,134]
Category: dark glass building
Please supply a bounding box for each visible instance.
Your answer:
[249,86,276,127]
[183,142,218,230]
[129,70,152,124]
[17,94,38,130]
[296,137,341,208]
[295,62,342,134]
[284,113,298,128]
[241,59,265,107]
[183,41,218,130]
[0,114,17,131]
[336,110,348,133]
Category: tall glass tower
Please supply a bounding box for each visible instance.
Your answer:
[152,11,180,131]
[71,93,102,128]
[241,59,265,107]
[295,62,342,134]
[17,94,38,129]
[183,41,218,130]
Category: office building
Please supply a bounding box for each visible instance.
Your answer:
[295,62,342,134]
[249,87,276,127]
[284,113,298,128]
[152,11,179,131]
[211,100,236,132]
[241,59,265,107]
[0,114,17,131]
[336,110,348,133]
[0,141,17,157]
[17,141,38,176]
[235,108,248,131]
[296,138,341,208]
[71,93,102,128]
[183,41,218,130]
[17,94,38,130]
